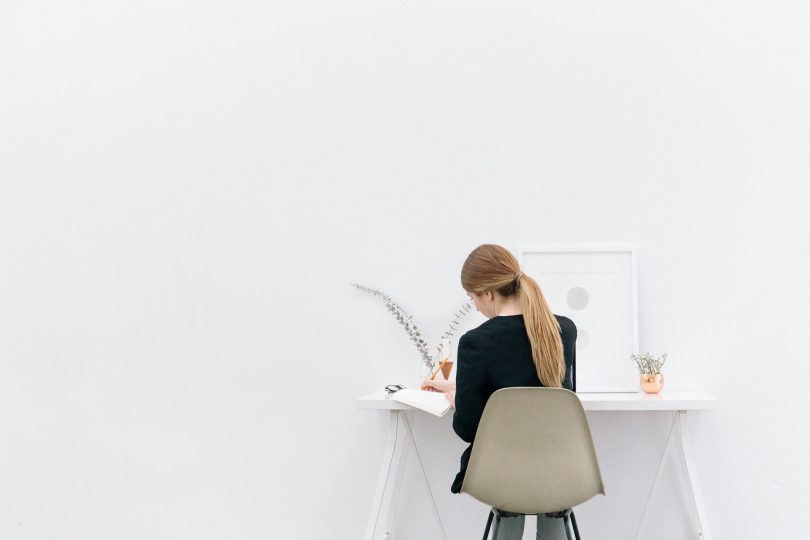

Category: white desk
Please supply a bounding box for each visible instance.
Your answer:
[357,390,718,540]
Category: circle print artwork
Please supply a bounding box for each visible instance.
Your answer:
[576,328,590,350]
[567,286,590,310]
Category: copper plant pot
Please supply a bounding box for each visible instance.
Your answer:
[640,373,664,394]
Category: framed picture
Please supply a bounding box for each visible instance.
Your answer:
[518,245,639,392]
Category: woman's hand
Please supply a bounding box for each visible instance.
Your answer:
[421,373,456,407]
[421,377,455,393]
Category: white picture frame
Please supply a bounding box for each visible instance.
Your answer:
[518,245,639,392]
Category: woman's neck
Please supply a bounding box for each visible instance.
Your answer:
[494,298,522,317]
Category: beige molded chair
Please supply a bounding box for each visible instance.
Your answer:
[461,388,605,540]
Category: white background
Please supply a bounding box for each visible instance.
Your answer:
[1,1,809,538]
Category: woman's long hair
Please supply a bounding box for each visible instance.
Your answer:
[460,244,565,388]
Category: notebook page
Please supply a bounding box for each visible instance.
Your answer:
[390,389,452,417]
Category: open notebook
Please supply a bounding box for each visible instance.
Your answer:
[390,389,452,417]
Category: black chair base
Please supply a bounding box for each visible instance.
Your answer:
[482,508,581,540]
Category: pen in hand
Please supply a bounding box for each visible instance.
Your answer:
[429,358,448,381]
[421,358,449,392]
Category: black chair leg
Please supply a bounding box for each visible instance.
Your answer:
[563,514,574,540]
[491,510,502,540]
[570,510,581,540]
[482,510,494,540]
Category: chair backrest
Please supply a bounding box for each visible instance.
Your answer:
[461,387,605,515]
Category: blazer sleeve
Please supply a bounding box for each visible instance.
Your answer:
[564,346,576,392]
[452,333,488,443]
[561,318,577,391]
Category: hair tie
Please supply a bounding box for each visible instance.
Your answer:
[515,272,524,282]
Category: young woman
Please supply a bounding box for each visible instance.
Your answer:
[423,244,577,540]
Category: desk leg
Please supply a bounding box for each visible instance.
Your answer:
[677,411,713,540]
[634,412,678,540]
[365,411,408,540]
[385,415,411,537]
[402,413,448,540]
[364,411,448,540]
[634,411,713,540]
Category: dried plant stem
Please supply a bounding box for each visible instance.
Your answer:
[435,302,473,359]
[352,283,434,369]
[352,283,475,371]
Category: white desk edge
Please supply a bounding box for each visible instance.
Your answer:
[357,389,718,412]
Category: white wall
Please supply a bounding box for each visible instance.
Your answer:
[2,0,809,538]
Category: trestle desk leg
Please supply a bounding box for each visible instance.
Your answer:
[402,412,448,540]
[677,411,713,540]
[634,412,678,540]
[364,411,407,540]
[384,414,411,537]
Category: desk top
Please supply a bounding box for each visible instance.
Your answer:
[357,390,718,412]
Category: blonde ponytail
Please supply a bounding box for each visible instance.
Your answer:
[517,274,565,388]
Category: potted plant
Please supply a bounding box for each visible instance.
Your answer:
[631,352,667,394]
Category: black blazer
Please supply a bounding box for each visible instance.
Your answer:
[450,314,577,493]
